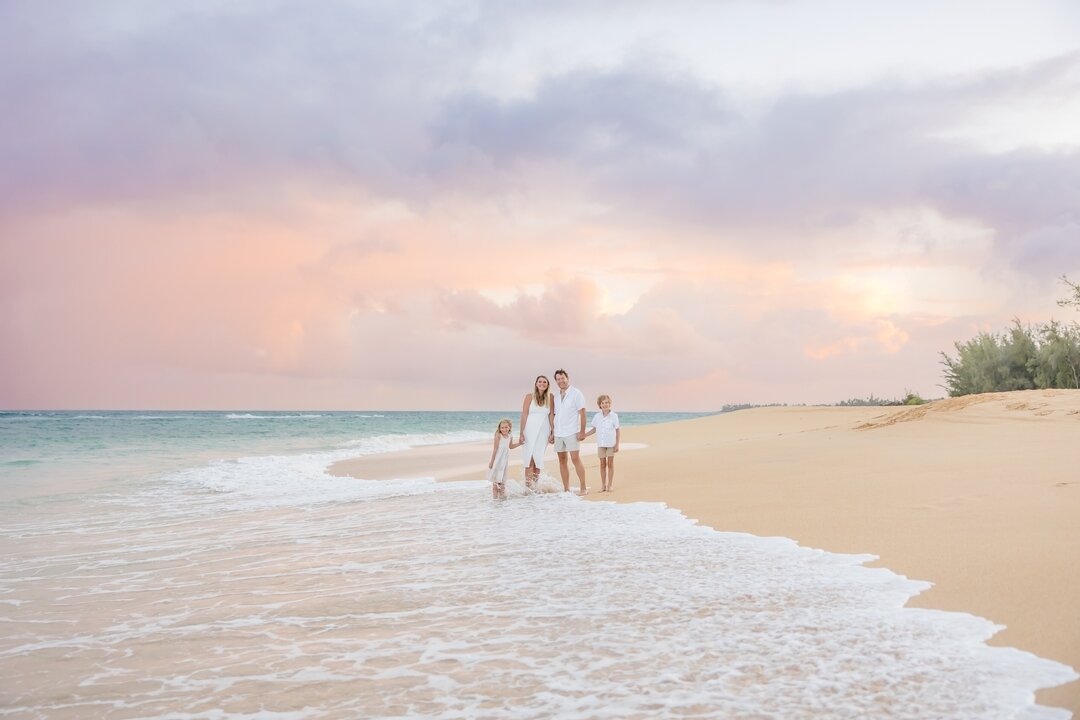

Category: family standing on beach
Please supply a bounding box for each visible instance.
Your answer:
[486,369,620,500]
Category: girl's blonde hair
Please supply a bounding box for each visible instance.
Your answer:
[497,418,513,433]
[533,375,551,407]
[597,394,611,407]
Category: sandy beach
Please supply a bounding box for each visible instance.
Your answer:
[332,388,1080,715]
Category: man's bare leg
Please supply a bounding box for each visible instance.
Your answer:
[557,451,571,492]
[570,450,587,495]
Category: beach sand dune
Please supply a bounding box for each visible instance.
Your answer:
[332,389,1080,714]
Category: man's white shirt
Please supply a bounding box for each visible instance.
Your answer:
[553,385,586,437]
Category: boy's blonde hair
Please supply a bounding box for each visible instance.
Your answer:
[596,394,611,407]
[497,418,513,432]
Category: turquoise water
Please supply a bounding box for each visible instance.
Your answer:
[0,409,710,502]
[0,409,1075,718]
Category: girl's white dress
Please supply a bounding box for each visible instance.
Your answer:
[486,434,511,485]
[521,397,550,474]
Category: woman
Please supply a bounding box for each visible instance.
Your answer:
[518,375,554,489]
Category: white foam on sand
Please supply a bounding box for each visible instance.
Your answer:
[140,431,491,510]
[0,468,1075,719]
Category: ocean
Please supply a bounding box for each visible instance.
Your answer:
[0,410,1075,719]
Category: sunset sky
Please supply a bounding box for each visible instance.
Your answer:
[2,1,1079,411]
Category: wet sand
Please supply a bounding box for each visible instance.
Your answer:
[331,388,1080,715]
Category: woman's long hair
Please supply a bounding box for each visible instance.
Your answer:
[533,375,550,407]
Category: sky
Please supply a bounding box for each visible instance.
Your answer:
[2,0,1079,411]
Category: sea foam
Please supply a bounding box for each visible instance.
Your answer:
[0,464,1074,719]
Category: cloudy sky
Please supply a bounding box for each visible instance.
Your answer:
[2,1,1079,411]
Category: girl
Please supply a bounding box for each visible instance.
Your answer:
[487,418,523,499]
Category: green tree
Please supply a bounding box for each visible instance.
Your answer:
[1000,320,1037,391]
[941,277,1080,396]
[1034,320,1080,389]
[1058,275,1080,310]
[940,321,1038,396]
[942,331,1003,396]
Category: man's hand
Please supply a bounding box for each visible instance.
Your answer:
[576,431,586,441]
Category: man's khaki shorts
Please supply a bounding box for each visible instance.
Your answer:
[554,435,580,452]
[597,446,616,458]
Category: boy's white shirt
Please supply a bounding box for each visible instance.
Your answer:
[590,410,620,447]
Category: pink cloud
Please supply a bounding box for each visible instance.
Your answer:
[3,6,1077,410]
[1,189,1063,410]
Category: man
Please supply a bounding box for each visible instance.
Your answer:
[550,368,588,495]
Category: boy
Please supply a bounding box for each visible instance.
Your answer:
[585,394,620,492]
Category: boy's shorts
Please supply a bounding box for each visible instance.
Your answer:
[597,446,615,458]
[554,435,580,452]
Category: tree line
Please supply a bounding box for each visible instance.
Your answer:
[940,277,1080,396]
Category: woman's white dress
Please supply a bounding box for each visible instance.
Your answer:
[486,434,511,484]
[521,397,550,474]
